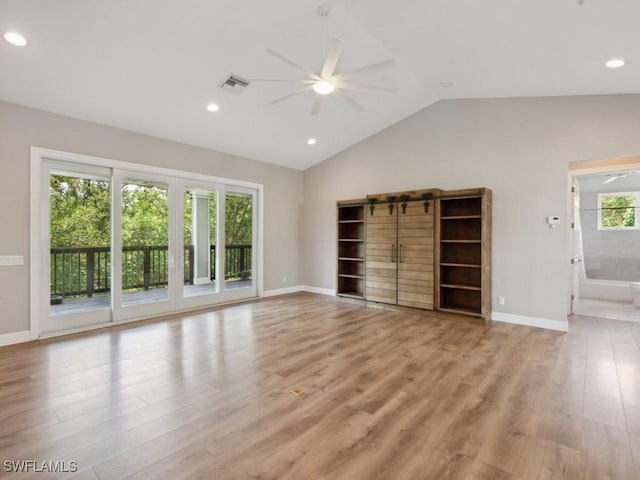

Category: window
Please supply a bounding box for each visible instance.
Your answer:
[598,191,639,230]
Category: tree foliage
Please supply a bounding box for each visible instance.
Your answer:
[600,194,636,228]
[121,182,168,246]
[50,176,111,247]
[50,176,252,247]
[225,194,252,245]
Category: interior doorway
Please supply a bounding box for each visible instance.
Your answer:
[569,156,640,323]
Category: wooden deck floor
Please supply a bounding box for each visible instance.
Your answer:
[1,292,639,479]
[51,280,251,315]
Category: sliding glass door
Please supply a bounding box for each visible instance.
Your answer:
[45,161,112,332]
[178,181,223,309]
[224,188,257,301]
[112,171,174,321]
[39,155,260,335]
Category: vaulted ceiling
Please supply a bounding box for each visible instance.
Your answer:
[1,0,638,170]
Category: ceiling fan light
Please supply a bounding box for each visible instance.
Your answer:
[313,80,335,95]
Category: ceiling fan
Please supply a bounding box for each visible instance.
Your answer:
[602,171,638,184]
[255,4,396,116]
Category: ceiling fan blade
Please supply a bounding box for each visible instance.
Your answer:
[265,49,320,81]
[269,85,313,105]
[311,95,323,116]
[251,78,315,84]
[321,38,343,79]
[337,83,397,93]
[333,89,363,112]
[333,59,396,81]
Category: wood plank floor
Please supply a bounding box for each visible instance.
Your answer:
[1,292,639,479]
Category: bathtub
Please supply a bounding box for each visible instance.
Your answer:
[579,278,633,302]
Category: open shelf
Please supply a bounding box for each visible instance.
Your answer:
[441,240,481,244]
[339,221,364,241]
[338,276,364,298]
[437,191,491,320]
[441,217,481,241]
[439,287,481,315]
[440,242,481,265]
[338,205,365,222]
[337,203,366,298]
[441,197,482,217]
[338,260,364,277]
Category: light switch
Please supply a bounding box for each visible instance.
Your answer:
[0,255,24,266]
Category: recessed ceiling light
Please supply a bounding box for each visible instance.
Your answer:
[4,32,27,47]
[307,138,317,145]
[313,80,335,95]
[605,58,625,68]
[206,103,220,112]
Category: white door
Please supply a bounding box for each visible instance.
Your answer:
[43,160,113,333]
[112,170,175,321]
[223,187,258,302]
[176,180,224,309]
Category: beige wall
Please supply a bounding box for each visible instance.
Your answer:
[0,100,303,336]
[301,95,640,326]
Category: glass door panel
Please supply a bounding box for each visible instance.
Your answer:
[120,178,170,308]
[224,190,256,299]
[43,162,112,333]
[182,186,220,302]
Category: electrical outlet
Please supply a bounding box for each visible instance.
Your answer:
[282,276,287,284]
[497,296,505,305]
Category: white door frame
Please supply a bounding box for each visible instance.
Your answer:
[176,178,225,310]
[223,186,259,302]
[567,159,640,316]
[31,147,264,339]
[39,159,113,334]
[112,169,176,322]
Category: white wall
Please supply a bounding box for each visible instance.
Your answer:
[301,95,640,328]
[0,100,303,336]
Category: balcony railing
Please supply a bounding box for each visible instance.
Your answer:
[50,244,252,298]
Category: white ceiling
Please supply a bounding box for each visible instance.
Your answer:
[579,171,640,192]
[1,0,638,170]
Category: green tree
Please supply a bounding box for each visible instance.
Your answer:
[121,182,168,246]
[51,178,251,248]
[601,194,636,228]
[225,194,252,245]
[50,175,111,247]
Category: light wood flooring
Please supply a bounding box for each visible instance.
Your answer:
[1,292,639,479]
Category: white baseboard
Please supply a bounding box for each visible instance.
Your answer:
[300,285,336,296]
[262,285,336,297]
[0,330,33,347]
[261,286,302,297]
[492,312,568,332]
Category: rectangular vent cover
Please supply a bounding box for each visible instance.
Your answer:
[219,74,250,93]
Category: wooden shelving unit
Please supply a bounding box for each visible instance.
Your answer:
[336,187,492,321]
[436,188,492,320]
[337,201,366,299]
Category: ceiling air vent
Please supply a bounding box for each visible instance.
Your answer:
[219,74,250,94]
